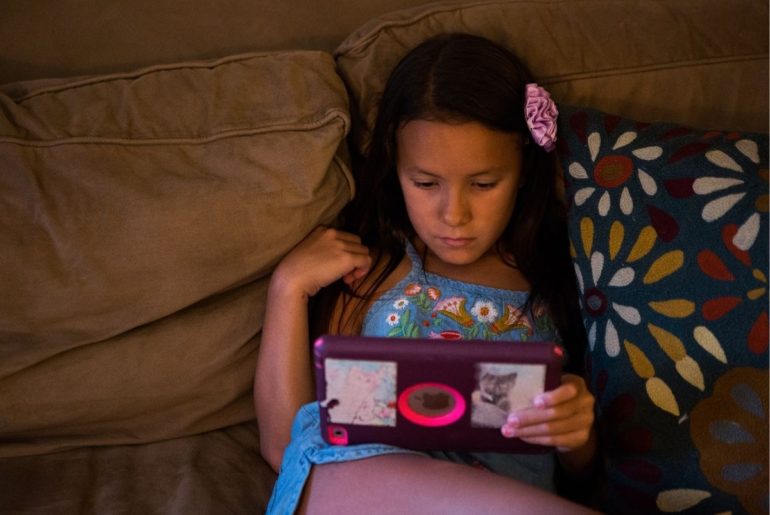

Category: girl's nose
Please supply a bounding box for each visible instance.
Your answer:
[440,187,471,226]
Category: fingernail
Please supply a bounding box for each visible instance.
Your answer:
[534,397,546,409]
[501,425,516,438]
[506,414,520,427]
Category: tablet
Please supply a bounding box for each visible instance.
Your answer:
[313,334,564,453]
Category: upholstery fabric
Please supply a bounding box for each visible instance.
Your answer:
[558,105,768,514]
[0,51,353,456]
[334,0,769,154]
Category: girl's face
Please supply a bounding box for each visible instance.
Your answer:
[396,119,524,267]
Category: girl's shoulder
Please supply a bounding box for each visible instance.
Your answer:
[326,248,412,335]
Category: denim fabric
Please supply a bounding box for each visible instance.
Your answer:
[266,406,557,513]
[265,403,422,514]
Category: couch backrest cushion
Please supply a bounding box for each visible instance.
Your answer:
[334,0,769,154]
[0,51,353,456]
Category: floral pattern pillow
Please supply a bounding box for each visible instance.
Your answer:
[557,106,768,514]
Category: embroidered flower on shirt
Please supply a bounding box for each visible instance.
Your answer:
[434,296,473,327]
[471,300,498,323]
[386,313,400,326]
[393,298,409,310]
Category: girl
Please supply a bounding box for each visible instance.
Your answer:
[255,33,597,513]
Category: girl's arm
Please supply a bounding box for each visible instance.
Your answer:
[501,373,597,477]
[254,227,371,472]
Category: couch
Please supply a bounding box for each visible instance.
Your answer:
[1,0,767,513]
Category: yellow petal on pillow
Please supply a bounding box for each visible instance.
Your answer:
[693,326,728,363]
[624,340,655,378]
[580,217,594,258]
[753,268,767,283]
[646,377,680,416]
[675,356,705,391]
[609,220,624,261]
[649,299,695,318]
[569,239,577,259]
[627,226,657,262]
[648,323,686,360]
[643,250,684,284]
[656,489,711,512]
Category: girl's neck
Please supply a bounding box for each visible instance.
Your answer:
[411,238,530,291]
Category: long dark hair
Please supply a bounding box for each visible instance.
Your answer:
[317,33,586,369]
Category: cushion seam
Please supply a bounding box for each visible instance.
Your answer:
[0,108,349,148]
[538,53,770,85]
[13,50,330,102]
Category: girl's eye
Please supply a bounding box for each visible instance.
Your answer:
[412,180,437,189]
[473,182,498,190]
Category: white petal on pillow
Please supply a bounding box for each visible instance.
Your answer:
[588,321,597,351]
[693,326,727,363]
[588,132,601,162]
[620,187,633,215]
[612,131,637,150]
[598,191,611,216]
[569,161,589,179]
[612,302,642,325]
[735,139,760,163]
[656,489,711,512]
[605,320,620,357]
[701,192,746,221]
[632,146,663,160]
[609,267,635,287]
[693,177,744,194]
[733,212,760,251]
[638,168,658,195]
[591,251,605,284]
[574,187,596,206]
[706,149,743,172]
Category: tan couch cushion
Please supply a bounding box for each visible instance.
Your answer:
[335,0,769,154]
[0,51,353,456]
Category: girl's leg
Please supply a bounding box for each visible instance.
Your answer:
[298,453,598,514]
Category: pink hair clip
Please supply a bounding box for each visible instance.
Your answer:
[524,83,558,152]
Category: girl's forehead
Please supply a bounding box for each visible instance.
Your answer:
[396,119,524,173]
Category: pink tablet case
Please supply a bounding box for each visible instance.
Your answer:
[313,335,564,453]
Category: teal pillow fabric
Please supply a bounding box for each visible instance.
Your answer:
[557,106,768,514]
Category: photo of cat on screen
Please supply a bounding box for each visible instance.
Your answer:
[470,362,546,428]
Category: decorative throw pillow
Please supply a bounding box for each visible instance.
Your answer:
[558,105,768,514]
[0,51,352,456]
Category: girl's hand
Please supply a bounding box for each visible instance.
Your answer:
[500,374,595,453]
[272,226,372,299]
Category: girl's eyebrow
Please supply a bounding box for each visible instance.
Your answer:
[402,166,508,177]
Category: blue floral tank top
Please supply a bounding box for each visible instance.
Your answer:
[360,241,562,491]
[362,241,561,344]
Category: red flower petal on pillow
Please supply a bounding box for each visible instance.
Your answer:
[661,126,692,140]
[726,131,741,140]
[618,427,654,453]
[702,130,722,141]
[669,142,711,164]
[647,204,679,242]
[697,250,736,281]
[606,393,636,424]
[748,312,769,354]
[604,114,622,135]
[595,369,609,399]
[703,297,743,321]
[618,459,663,484]
[570,111,588,144]
[722,224,752,266]
[663,178,696,198]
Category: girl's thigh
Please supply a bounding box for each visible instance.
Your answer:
[298,453,598,514]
